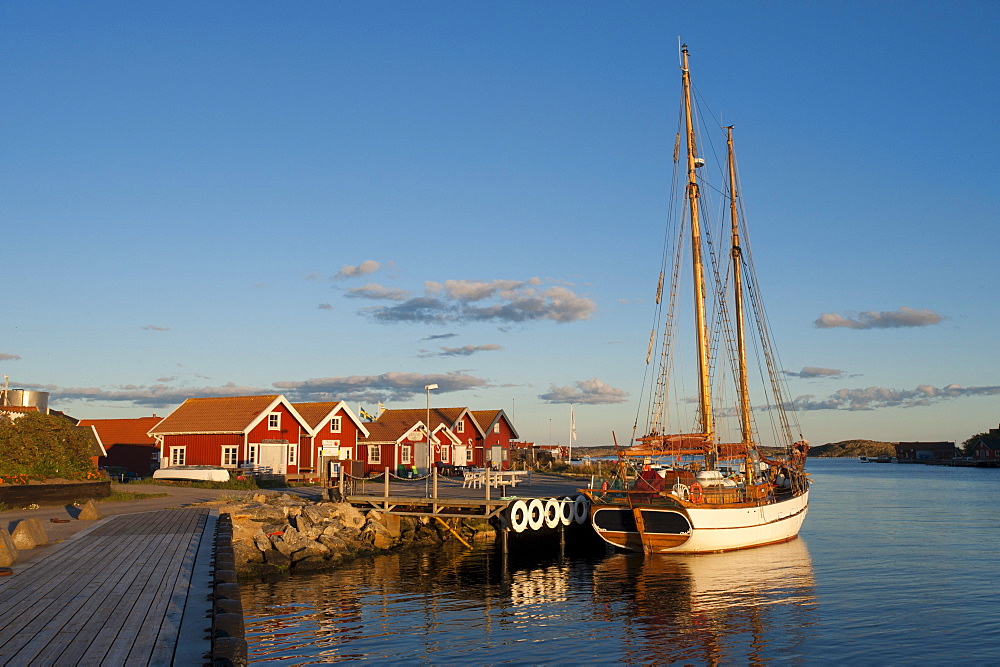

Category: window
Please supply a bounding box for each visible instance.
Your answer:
[502,448,508,461]
[170,447,186,466]
[368,445,381,464]
[247,444,258,465]
[268,413,281,430]
[456,421,464,433]
[401,445,412,464]
[330,416,342,433]
[222,446,238,467]
[466,449,473,463]
[493,423,500,434]
[441,446,450,463]
[151,451,160,461]
[288,444,297,466]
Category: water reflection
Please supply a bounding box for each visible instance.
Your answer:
[244,538,816,664]
[590,538,817,664]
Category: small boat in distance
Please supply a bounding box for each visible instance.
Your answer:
[579,45,810,554]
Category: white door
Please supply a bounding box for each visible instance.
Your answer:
[258,444,287,474]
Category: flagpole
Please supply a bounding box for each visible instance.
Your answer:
[569,405,574,464]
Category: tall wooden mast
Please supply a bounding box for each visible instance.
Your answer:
[726,126,753,448]
[681,45,714,444]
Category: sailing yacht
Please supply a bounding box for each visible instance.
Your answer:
[580,45,810,554]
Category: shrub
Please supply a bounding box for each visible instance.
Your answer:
[0,413,97,480]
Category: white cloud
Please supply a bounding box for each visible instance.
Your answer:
[814,307,943,329]
[419,344,503,358]
[362,277,596,324]
[0,353,21,361]
[784,366,844,379]
[792,383,1000,411]
[336,260,381,279]
[274,371,488,403]
[539,377,628,405]
[346,283,410,301]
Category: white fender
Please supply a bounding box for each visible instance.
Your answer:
[510,499,529,533]
[559,496,574,526]
[573,494,589,524]
[527,498,546,531]
[543,498,561,529]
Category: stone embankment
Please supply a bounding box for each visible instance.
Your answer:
[207,492,497,574]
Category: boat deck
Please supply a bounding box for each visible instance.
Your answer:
[0,508,216,666]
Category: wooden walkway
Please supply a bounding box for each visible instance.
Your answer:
[0,508,217,666]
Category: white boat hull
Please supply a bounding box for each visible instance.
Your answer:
[152,466,231,482]
[590,488,809,554]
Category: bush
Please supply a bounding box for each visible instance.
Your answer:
[0,413,97,479]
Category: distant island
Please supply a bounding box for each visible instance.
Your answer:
[572,439,897,459]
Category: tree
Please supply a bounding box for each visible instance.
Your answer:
[0,412,97,478]
[961,431,1000,457]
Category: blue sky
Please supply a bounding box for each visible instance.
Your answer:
[2,1,998,448]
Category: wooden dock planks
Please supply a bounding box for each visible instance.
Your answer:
[0,508,215,666]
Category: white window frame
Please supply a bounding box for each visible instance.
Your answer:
[222,446,238,468]
[368,445,381,464]
[247,444,258,466]
[288,444,297,466]
[170,446,186,466]
[330,416,342,433]
[456,421,464,433]
[493,423,500,434]
[401,444,412,464]
[466,449,473,463]
[268,413,281,430]
[441,446,450,463]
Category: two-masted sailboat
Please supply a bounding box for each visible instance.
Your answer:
[581,45,810,554]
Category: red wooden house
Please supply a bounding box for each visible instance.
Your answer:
[78,416,163,477]
[971,425,1000,462]
[292,401,370,481]
[471,409,518,469]
[147,395,311,475]
[371,408,475,472]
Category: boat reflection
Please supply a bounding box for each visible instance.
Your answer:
[590,537,817,664]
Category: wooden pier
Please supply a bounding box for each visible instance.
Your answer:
[344,471,586,519]
[0,508,217,665]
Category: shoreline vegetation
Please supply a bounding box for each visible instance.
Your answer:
[569,440,898,459]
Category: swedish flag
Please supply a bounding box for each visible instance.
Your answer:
[360,406,374,421]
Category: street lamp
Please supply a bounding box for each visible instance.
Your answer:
[424,383,438,497]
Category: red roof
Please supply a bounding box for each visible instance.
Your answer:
[78,416,162,446]
[148,395,309,435]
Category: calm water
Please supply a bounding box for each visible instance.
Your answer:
[242,459,1000,664]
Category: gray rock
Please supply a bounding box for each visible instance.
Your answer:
[78,500,103,521]
[263,548,290,567]
[0,530,18,567]
[318,534,348,554]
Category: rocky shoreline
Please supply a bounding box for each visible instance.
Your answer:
[205,492,497,575]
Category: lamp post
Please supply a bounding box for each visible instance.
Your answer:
[424,383,438,497]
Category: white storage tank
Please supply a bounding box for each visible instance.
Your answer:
[2,389,49,414]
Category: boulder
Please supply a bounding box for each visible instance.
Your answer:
[233,539,264,564]
[317,534,349,554]
[0,530,17,567]
[262,548,290,567]
[77,500,103,521]
[11,518,48,549]
[290,540,329,562]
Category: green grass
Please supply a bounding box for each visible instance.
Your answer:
[142,477,284,490]
[106,490,171,502]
